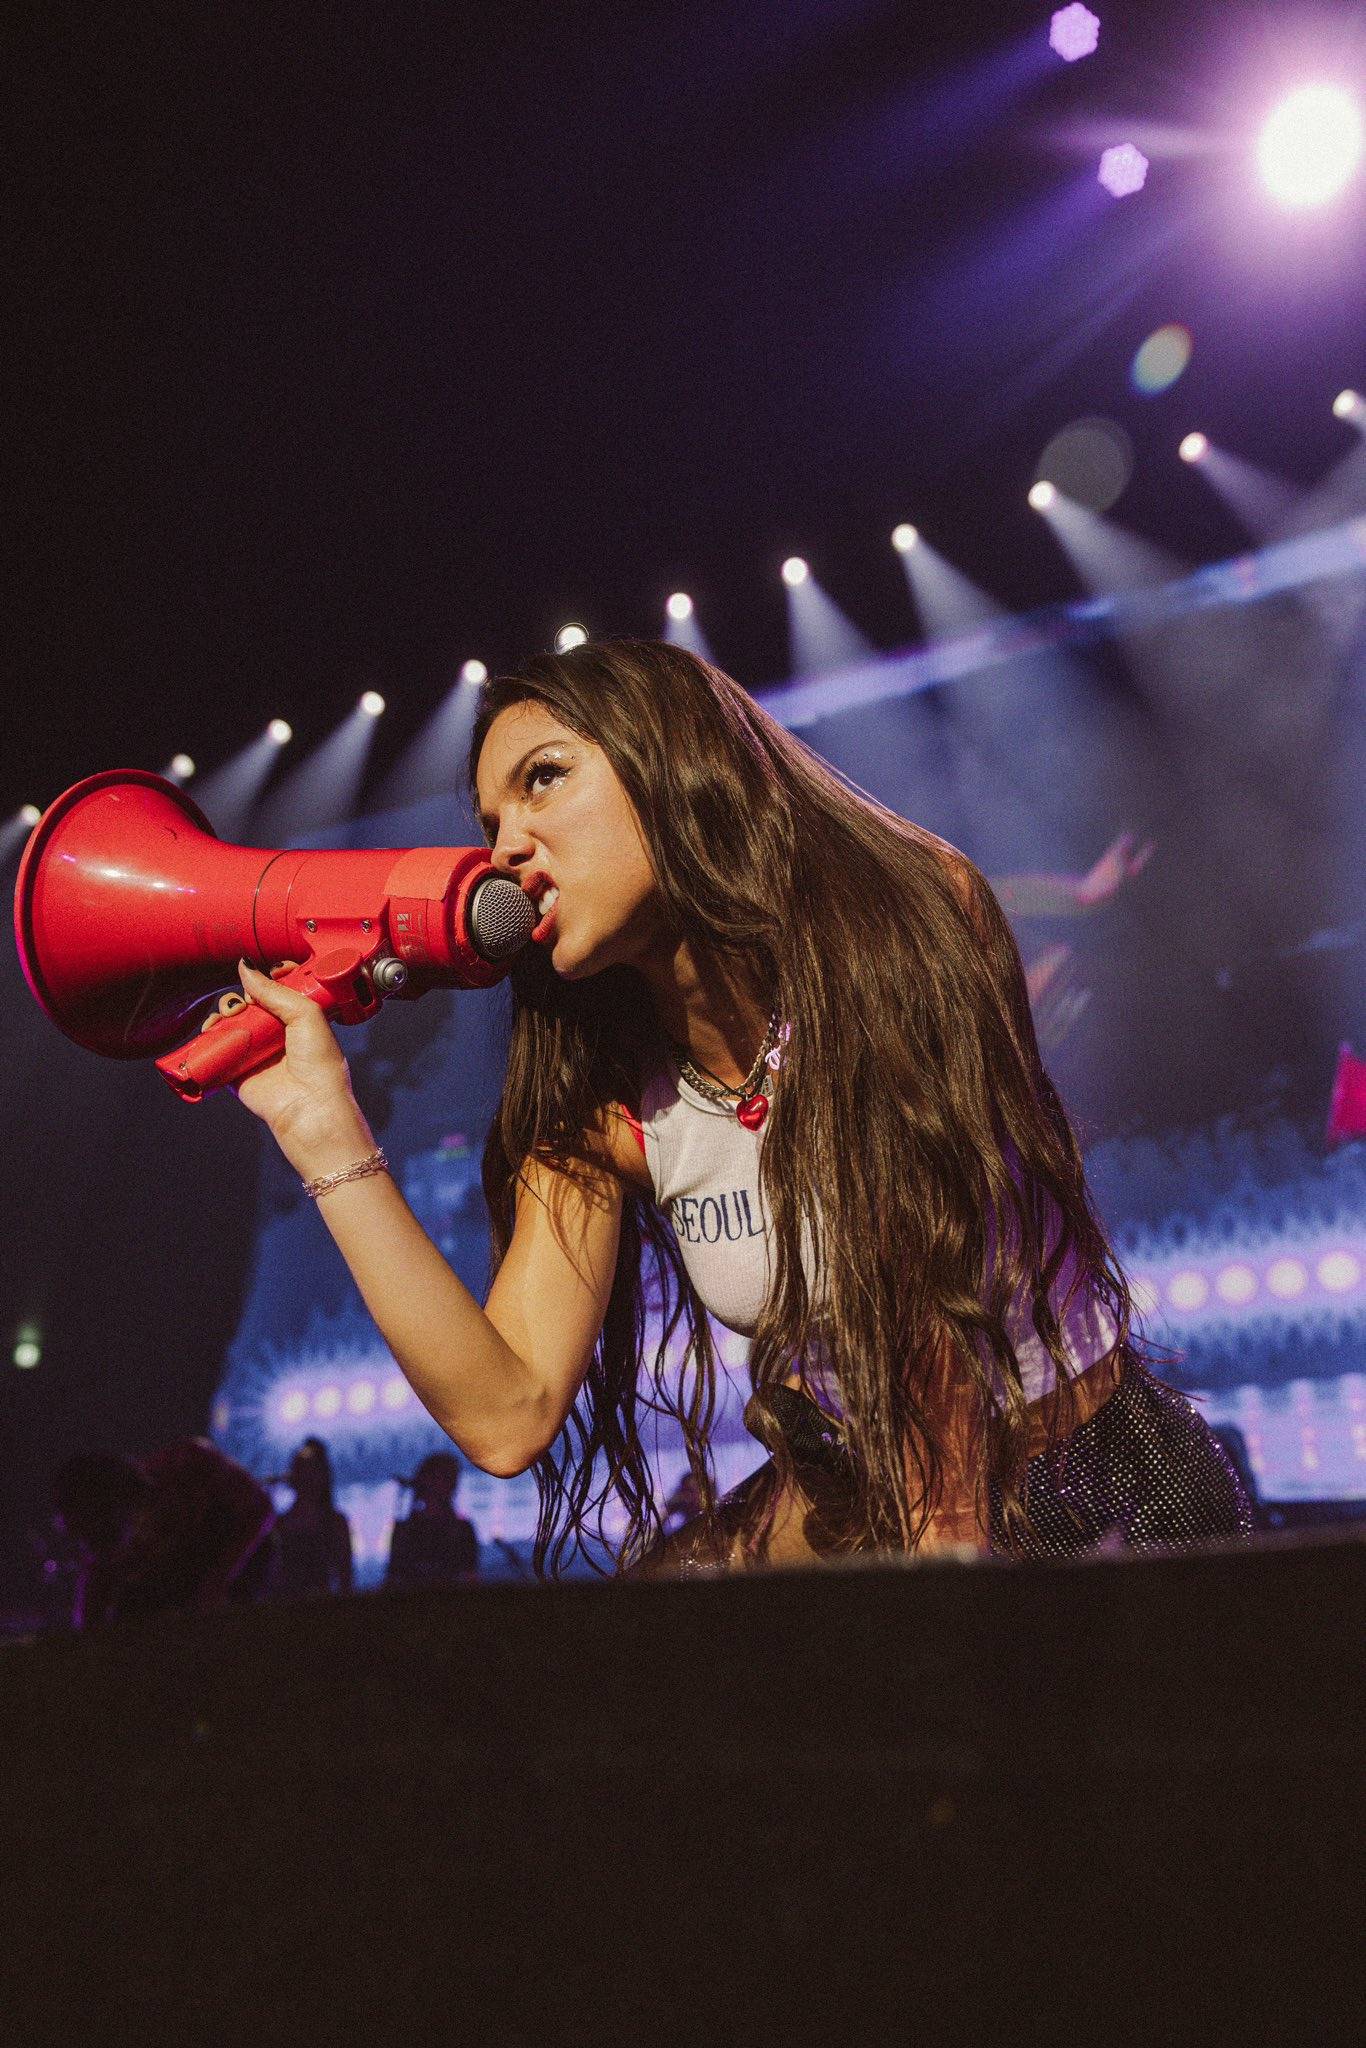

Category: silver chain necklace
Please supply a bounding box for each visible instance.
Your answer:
[671,1008,787,1130]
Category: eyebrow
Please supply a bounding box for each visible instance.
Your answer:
[477,741,560,841]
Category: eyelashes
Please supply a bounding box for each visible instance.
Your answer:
[524,756,567,797]
[481,754,568,843]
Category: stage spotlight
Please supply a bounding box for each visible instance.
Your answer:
[1257,85,1363,209]
[13,1323,42,1371]
[1029,481,1057,511]
[268,719,293,746]
[891,524,920,554]
[1049,5,1100,63]
[666,592,694,621]
[460,659,488,686]
[1179,432,1209,465]
[19,804,41,828]
[1098,144,1149,198]
[1333,388,1364,421]
[167,754,195,781]
[359,691,385,718]
[555,623,588,652]
[781,557,809,587]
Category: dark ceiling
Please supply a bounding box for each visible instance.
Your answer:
[6,0,1365,817]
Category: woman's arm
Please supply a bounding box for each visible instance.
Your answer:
[220,963,628,1479]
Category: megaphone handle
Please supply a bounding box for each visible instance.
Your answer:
[155,1002,291,1102]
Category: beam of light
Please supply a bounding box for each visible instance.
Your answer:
[164,754,196,781]
[1029,481,1057,511]
[251,703,385,846]
[1256,85,1363,210]
[663,592,715,662]
[782,562,876,678]
[554,623,588,652]
[369,672,485,827]
[1131,323,1192,395]
[755,518,1365,731]
[895,528,1008,642]
[359,691,386,718]
[1335,389,1365,426]
[191,723,295,842]
[1184,443,1302,540]
[1275,435,1366,542]
[1032,489,1187,597]
[1179,432,1209,465]
[1049,5,1099,63]
[1098,144,1149,198]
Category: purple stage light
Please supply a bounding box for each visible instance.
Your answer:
[1099,144,1149,198]
[1050,5,1100,62]
[1257,85,1363,209]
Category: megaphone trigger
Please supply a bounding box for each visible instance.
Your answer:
[160,945,387,1100]
[159,1000,293,1101]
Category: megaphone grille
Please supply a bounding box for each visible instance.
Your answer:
[469,874,536,961]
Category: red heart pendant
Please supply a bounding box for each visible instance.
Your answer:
[737,1094,769,1131]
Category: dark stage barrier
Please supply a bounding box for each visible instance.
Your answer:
[2,1536,1361,2046]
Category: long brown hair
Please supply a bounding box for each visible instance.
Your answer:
[469,639,1140,1573]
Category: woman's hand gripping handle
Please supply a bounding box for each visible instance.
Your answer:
[188,960,378,1181]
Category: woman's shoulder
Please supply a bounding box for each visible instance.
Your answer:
[584,1102,654,1195]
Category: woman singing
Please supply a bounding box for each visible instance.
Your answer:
[222,640,1249,1574]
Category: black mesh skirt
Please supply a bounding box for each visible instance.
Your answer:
[653,1367,1254,1570]
[986,1364,1253,1557]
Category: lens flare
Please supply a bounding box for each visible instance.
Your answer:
[1028,481,1057,511]
[1098,144,1149,198]
[1131,324,1193,395]
[1037,417,1133,512]
[554,623,588,653]
[666,592,693,620]
[781,557,809,587]
[268,719,293,746]
[891,524,919,553]
[460,659,488,686]
[1049,5,1100,63]
[1179,432,1209,465]
[1257,85,1363,209]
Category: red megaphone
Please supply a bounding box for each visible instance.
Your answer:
[1326,1041,1366,1149]
[13,770,535,1102]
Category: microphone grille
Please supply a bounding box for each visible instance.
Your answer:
[469,874,536,961]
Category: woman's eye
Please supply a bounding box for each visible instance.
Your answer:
[526,761,566,797]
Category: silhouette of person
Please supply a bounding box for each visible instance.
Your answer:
[51,1440,273,1628]
[385,1451,479,1588]
[270,1437,354,1598]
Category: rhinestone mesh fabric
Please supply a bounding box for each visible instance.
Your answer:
[650,1365,1253,1573]
[988,1364,1253,1556]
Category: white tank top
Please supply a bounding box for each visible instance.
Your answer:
[636,1055,1116,1405]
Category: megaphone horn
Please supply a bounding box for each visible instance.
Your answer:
[13,770,535,1102]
